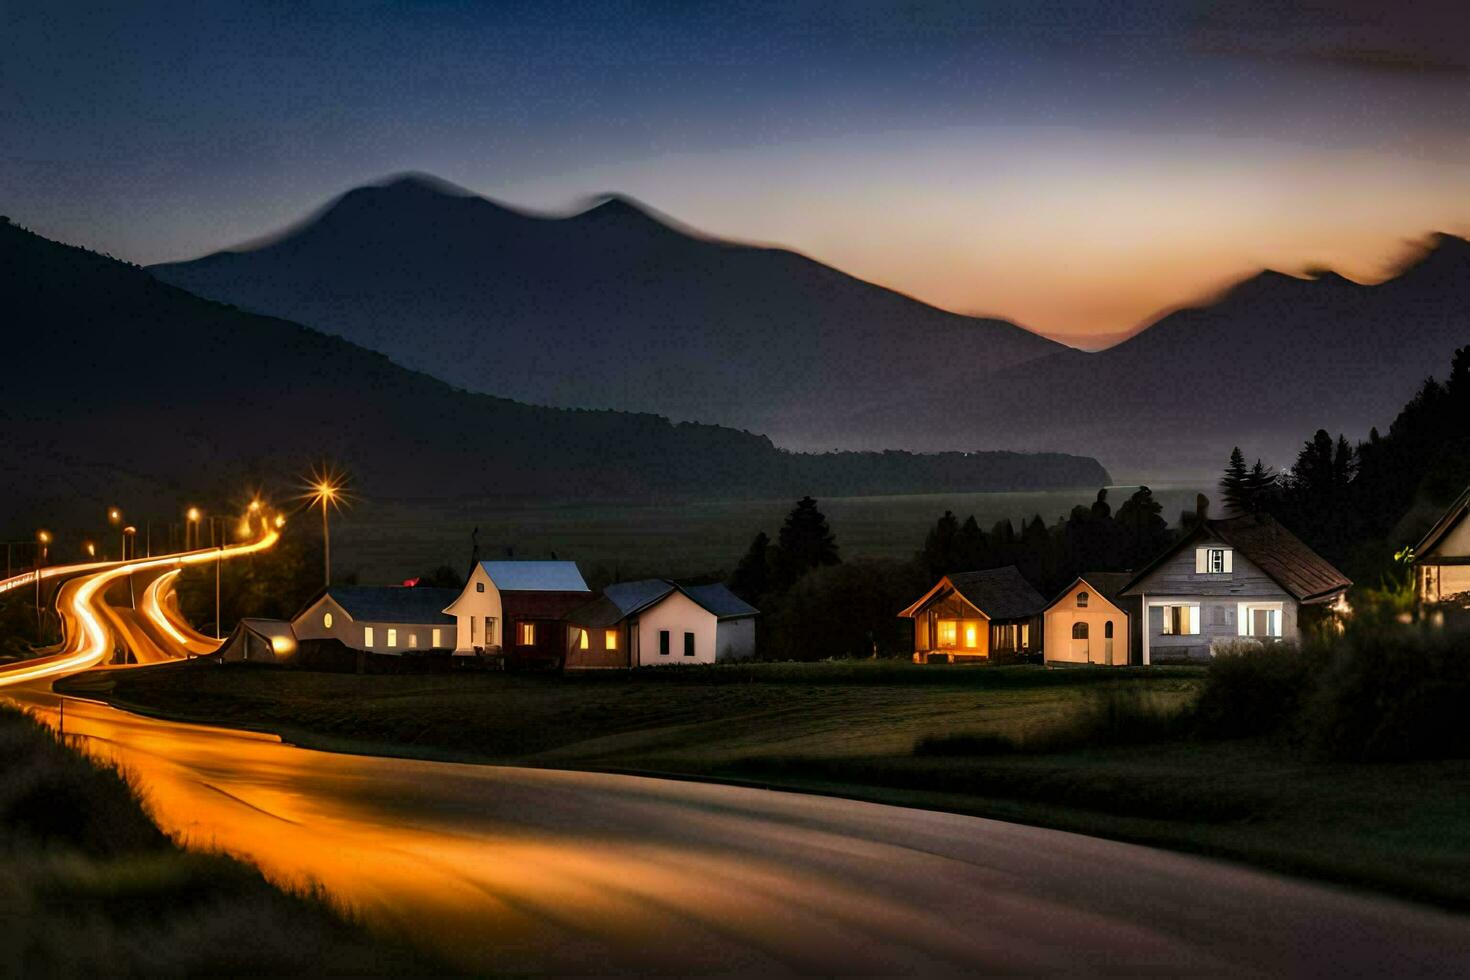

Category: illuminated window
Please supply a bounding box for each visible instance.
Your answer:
[683,631,695,657]
[408,632,418,648]
[1077,591,1089,607]
[605,629,618,650]
[659,630,670,656]
[1161,605,1200,635]
[363,626,375,647]
[387,628,397,648]
[1021,623,1029,647]
[323,612,333,629]
[937,620,958,647]
[963,623,978,649]
[517,622,535,645]
[476,581,485,593]
[431,628,442,648]
[579,629,589,650]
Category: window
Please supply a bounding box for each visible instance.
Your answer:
[408,632,418,648]
[1072,622,1089,639]
[605,629,618,651]
[963,623,978,649]
[1196,547,1233,574]
[1104,621,1114,639]
[683,631,696,657]
[363,626,375,647]
[323,612,333,629]
[431,628,442,648]
[386,628,397,648]
[1076,591,1089,608]
[470,618,477,642]
[517,622,535,646]
[476,582,485,593]
[1021,623,1029,648]
[579,629,589,650]
[1161,605,1200,635]
[1243,605,1283,638]
[937,620,958,647]
[659,630,670,656]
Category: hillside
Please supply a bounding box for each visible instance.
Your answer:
[0,219,1106,531]
[148,174,1064,449]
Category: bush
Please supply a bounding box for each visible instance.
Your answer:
[1191,642,1323,740]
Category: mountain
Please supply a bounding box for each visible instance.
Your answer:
[856,234,1470,479]
[0,219,1107,533]
[148,174,1064,450]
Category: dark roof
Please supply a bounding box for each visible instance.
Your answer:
[321,586,459,624]
[682,583,759,619]
[568,579,760,627]
[946,567,1047,620]
[1122,515,1351,602]
[1047,572,1133,610]
[1414,486,1470,558]
[479,560,589,593]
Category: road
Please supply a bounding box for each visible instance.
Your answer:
[4,542,1470,973]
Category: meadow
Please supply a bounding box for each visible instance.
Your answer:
[330,485,1204,584]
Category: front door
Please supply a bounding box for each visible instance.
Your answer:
[1071,621,1090,662]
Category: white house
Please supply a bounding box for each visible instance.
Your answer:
[564,580,758,669]
[1413,486,1470,608]
[1041,572,1138,666]
[292,586,460,654]
[1120,515,1350,663]
[443,560,591,666]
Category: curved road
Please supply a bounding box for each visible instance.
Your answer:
[3,541,1470,973]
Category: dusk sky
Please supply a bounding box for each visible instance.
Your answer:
[5,1,1468,342]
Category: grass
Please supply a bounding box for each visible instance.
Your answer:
[85,658,1470,912]
[0,704,442,976]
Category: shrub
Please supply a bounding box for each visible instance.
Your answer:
[1191,642,1322,739]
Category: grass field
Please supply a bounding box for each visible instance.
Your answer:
[329,485,1204,583]
[0,703,438,975]
[87,659,1470,911]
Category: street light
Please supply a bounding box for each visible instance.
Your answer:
[186,507,201,550]
[83,541,96,558]
[108,507,122,560]
[35,529,50,639]
[124,526,137,606]
[302,467,350,588]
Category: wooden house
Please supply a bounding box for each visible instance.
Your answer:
[444,560,591,667]
[1042,572,1139,666]
[293,586,460,653]
[1120,515,1350,663]
[898,566,1044,663]
[1412,486,1470,609]
[564,579,758,669]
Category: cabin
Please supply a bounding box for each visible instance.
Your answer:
[564,579,758,669]
[898,566,1044,663]
[443,560,591,667]
[1412,486,1470,611]
[1042,572,1139,666]
[1119,515,1350,663]
[217,617,298,663]
[292,586,459,654]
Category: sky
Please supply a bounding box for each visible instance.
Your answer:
[3,1,1468,345]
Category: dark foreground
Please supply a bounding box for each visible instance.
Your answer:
[9,684,1470,975]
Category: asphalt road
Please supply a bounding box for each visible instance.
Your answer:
[9,685,1470,975]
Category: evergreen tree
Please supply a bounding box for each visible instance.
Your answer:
[1220,447,1249,515]
[771,496,840,591]
[920,510,960,578]
[1244,459,1279,514]
[1115,486,1169,568]
[955,515,988,570]
[728,531,772,603]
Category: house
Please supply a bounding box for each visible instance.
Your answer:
[1042,572,1139,666]
[898,566,1045,663]
[292,586,459,653]
[443,560,591,667]
[216,617,298,663]
[564,579,758,669]
[1119,514,1351,663]
[1412,486,1470,608]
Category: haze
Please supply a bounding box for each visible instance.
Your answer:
[5,1,1468,343]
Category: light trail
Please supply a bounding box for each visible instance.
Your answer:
[139,569,217,655]
[0,528,279,688]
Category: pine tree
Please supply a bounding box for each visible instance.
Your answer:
[920,510,960,578]
[771,496,839,591]
[1220,447,1249,515]
[1243,459,1278,515]
[728,531,772,603]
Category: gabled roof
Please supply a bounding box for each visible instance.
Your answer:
[480,560,590,593]
[1044,572,1133,612]
[1414,486,1470,559]
[568,579,760,627]
[311,586,459,625]
[1121,515,1351,602]
[898,565,1045,620]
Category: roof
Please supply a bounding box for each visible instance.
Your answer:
[898,565,1045,620]
[1045,572,1133,612]
[317,586,459,625]
[237,617,296,640]
[480,560,590,593]
[568,579,760,627]
[1121,515,1351,602]
[1414,486,1470,559]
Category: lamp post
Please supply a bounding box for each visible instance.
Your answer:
[108,507,122,560]
[35,530,50,640]
[123,526,138,607]
[186,507,201,551]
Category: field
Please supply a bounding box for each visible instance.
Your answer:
[330,485,1204,583]
[89,660,1470,911]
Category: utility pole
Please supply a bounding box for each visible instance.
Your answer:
[216,543,222,639]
